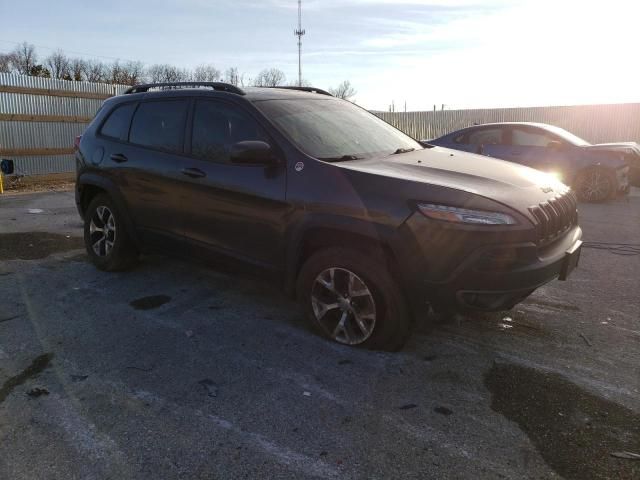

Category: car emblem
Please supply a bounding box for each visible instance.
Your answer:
[541,186,554,193]
[295,162,304,172]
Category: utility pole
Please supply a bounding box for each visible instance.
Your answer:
[294,0,305,87]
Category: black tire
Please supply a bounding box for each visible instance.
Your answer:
[296,247,411,351]
[84,194,138,271]
[574,167,616,203]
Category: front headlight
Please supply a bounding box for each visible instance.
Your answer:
[417,203,517,225]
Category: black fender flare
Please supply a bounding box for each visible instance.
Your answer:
[77,173,141,248]
[283,213,400,295]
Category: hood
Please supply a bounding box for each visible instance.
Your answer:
[583,142,640,157]
[337,146,569,217]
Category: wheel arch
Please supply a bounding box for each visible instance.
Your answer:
[284,217,402,297]
[77,173,141,247]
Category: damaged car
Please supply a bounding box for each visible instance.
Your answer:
[75,83,583,350]
[428,122,634,202]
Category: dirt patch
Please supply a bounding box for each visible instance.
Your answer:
[485,362,640,480]
[0,232,84,260]
[130,295,172,310]
[0,353,54,404]
[3,174,74,194]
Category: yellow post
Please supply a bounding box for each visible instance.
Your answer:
[0,173,3,194]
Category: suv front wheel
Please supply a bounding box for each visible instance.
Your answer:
[297,247,411,351]
[84,194,138,271]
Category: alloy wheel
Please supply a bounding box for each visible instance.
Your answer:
[311,267,377,345]
[89,206,116,257]
[579,170,610,201]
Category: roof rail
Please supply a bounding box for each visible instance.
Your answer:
[268,86,333,97]
[124,82,245,95]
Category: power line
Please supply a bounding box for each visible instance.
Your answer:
[0,39,139,63]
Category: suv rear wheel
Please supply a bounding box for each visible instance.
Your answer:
[296,247,410,351]
[84,194,138,271]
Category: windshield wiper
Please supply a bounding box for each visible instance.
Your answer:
[391,147,416,155]
[318,154,362,162]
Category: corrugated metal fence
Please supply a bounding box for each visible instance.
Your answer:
[374,103,640,143]
[0,73,127,175]
[2,72,640,176]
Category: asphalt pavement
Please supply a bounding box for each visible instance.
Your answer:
[0,189,638,479]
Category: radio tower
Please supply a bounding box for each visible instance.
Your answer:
[294,0,305,87]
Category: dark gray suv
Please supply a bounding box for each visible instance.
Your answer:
[75,82,583,350]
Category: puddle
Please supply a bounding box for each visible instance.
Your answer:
[129,295,172,310]
[0,232,84,260]
[485,362,640,479]
[0,353,54,403]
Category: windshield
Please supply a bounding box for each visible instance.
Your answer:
[543,125,591,146]
[254,98,423,160]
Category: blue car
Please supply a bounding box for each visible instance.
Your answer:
[429,122,633,202]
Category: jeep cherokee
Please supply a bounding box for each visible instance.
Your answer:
[75,82,583,351]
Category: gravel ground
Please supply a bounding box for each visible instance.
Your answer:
[0,189,638,480]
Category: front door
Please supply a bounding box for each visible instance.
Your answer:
[179,99,288,268]
[502,126,560,171]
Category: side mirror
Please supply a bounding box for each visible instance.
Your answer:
[229,141,276,165]
[1,159,15,175]
[548,140,564,150]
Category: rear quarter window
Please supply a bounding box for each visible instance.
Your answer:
[99,103,136,141]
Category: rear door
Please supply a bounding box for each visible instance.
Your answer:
[179,98,288,267]
[110,98,190,243]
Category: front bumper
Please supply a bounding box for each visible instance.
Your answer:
[396,214,583,313]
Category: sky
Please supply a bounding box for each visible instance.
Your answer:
[1,0,639,111]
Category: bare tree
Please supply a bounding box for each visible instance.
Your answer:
[11,42,37,75]
[0,53,15,73]
[224,67,239,86]
[29,64,50,78]
[146,64,189,83]
[109,61,125,84]
[84,60,107,83]
[252,68,286,87]
[192,64,221,82]
[45,50,70,79]
[329,80,357,100]
[67,57,87,81]
[119,61,144,85]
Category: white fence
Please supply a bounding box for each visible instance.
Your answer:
[2,73,640,176]
[374,103,640,143]
[0,73,127,175]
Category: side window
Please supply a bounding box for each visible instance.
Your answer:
[129,100,188,153]
[453,133,466,144]
[100,103,136,140]
[511,128,557,147]
[191,100,269,163]
[467,128,504,145]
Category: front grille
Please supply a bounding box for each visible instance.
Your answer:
[528,191,578,245]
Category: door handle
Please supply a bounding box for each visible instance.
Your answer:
[181,167,206,178]
[110,153,128,163]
